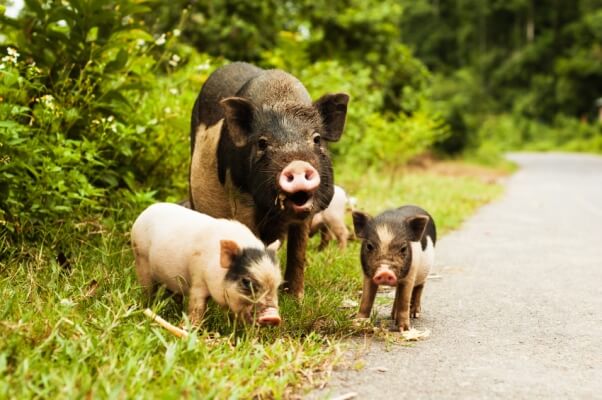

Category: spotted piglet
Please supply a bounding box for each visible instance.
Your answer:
[131,203,282,327]
[352,205,437,331]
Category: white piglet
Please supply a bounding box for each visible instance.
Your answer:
[310,185,351,249]
[131,203,282,326]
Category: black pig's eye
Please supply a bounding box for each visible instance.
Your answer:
[400,244,408,254]
[257,137,269,151]
[312,133,321,145]
[366,242,375,252]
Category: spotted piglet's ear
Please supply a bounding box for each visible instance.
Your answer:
[314,93,349,142]
[352,211,372,240]
[220,240,240,269]
[220,97,256,147]
[407,215,429,242]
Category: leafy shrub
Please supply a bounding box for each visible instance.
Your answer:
[0,0,451,244]
[0,0,193,240]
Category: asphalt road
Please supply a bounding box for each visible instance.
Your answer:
[311,153,602,399]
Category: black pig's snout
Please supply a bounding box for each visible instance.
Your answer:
[278,160,320,194]
[277,160,320,213]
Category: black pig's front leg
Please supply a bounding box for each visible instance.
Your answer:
[283,221,310,300]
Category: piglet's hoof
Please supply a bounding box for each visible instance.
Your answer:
[398,321,411,332]
[352,317,371,328]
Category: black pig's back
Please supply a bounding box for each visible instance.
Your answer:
[190,62,263,153]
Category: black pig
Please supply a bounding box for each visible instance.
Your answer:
[189,62,349,299]
[352,205,437,331]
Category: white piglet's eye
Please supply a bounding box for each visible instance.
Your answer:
[241,277,253,290]
[312,132,321,145]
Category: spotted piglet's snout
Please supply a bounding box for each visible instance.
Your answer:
[373,265,398,286]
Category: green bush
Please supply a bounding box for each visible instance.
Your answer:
[0,0,195,240]
[1,0,451,245]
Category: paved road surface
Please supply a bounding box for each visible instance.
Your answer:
[311,153,602,399]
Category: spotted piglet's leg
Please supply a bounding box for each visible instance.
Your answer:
[410,283,425,318]
[393,279,415,332]
[392,286,401,320]
[358,276,378,318]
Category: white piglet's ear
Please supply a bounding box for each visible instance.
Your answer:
[266,240,281,261]
[266,240,281,253]
[407,215,429,242]
[220,240,240,269]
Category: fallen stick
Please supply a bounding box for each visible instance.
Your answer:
[143,308,189,339]
[330,392,358,400]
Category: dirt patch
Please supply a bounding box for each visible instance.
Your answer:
[406,153,511,184]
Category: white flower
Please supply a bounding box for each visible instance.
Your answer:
[155,34,166,46]
[1,48,19,65]
[168,54,181,67]
[164,107,172,114]
[173,29,181,37]
[195,60,211,71]
[136,39,146,48]
[7,47,19,58]
[39,94,56,110]
[169,88,179,95]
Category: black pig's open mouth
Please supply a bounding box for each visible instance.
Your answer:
[276,191,314,214]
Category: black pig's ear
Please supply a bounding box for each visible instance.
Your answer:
[314,93,349,142]
[352,211,372,239]
[220,97,255,147]
[220,240,241,269]
[407,215,429,242]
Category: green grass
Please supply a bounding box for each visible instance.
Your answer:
[0,166,503,399]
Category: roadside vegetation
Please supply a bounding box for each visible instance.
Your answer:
[1,0,596,397]
[0,166,501,398]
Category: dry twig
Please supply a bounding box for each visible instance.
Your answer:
[143,308,189,338]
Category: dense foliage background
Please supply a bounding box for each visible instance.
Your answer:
[1,0,601,243]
